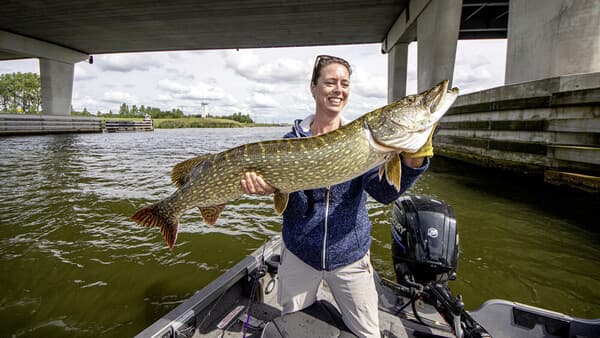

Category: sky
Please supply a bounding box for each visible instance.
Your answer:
[0,40,506,123]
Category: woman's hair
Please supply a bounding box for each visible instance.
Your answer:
[310,55,352,85]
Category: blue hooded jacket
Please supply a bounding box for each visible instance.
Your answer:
[281,117,429,271]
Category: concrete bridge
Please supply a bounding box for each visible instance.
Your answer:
[1,0,509,117]
[1,0,598,191]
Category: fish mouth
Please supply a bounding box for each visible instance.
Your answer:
[387,80,458,131]
[367,80,459,153]
[425,80,458,121]
[413,80,459,121]
[422,80,449,113]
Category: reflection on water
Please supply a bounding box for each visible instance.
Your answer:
[0,128,598,337]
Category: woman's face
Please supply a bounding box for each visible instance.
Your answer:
[311,63,350,117]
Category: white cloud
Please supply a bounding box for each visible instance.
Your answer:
[72,94,101,111]
[253,83,278,94]
[452,40,506,93]
[103,91,136,104]
[157,79,188,94]
[249,93,280,108]
[164,66,196,81]
[0,41,508,123]
[157,78,228,102]
[454,65,492,85]
[224,50,307,83]
[98,54,162,72]
[74,65,96,81]
[179,83,227,101]
[155,94,173,102]
[0,59,38,74]
[351,69,387,99]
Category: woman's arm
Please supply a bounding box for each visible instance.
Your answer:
[363,155,429,204]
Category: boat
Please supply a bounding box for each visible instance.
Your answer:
[135,195,600,338]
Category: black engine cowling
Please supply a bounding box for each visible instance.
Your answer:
[391,195,459,287]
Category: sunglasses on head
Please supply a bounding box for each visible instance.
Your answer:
[311,55,352,85]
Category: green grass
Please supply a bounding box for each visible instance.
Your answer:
[155,117,244,128]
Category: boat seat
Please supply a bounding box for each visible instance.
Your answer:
[261,299,357,338]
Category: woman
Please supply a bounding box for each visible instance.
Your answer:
[241,55,431,338]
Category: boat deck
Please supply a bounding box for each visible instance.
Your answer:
[136,235,600,338]
[187,255,453,338]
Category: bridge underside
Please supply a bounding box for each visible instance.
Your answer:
[0,0,507,59]
[0,1,508,117]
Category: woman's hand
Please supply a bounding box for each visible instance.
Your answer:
[241,172,276,195]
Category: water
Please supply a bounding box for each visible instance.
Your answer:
[0,128,598,337]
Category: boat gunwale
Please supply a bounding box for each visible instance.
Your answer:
[135,236,282,338]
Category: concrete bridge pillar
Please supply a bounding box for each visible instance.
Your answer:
[416,0,462,92]
[387,42,409,102]
[506,0,600,84]
[384,0,461,101]
[0,31,88,116]
[40,58,75,116]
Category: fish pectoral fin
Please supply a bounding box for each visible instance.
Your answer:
[273,191,289,215]
[171,154,212,188]
[199,204,226,226]
[378,165,385,181]
[384,154,402,191]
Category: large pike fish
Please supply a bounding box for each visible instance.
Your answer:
[132,80,459,250]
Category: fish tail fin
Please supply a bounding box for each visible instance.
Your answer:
[131,202,179,251]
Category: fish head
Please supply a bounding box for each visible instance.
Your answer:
[364,80,459,152]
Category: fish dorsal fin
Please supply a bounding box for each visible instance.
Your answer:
[199,204,226,226]
[274,191,289,215]
[379,154,402,191]
[171,154,212,188]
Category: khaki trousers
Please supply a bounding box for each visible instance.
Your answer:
[277,244,380,338]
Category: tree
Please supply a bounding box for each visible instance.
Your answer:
[221,112,253,123]
[119,103,129,116]
[0,72,41,114]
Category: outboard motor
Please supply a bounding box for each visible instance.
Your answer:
[391,195,459,287]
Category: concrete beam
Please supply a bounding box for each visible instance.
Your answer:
[40,59,75,116]
[387,43,409,102]
[0,31,88,117]
[381,0,431,53]
[0,30,89,63]
[416,0,462,91]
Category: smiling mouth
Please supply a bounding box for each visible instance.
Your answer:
[328,98,343,105]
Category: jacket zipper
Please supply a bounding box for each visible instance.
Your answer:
[322,186,331,269]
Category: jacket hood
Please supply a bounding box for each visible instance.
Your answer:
[291,114,351,138]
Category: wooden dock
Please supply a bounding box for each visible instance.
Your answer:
[435,72,600,192]
[104,119,153,132]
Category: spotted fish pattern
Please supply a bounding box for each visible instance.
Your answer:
[131,80,459,250]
